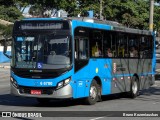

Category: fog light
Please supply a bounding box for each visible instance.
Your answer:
[10,77,13,82]
[10,77,18,88]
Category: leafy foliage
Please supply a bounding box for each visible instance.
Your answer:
[76,0,158,31]
[154,5,160,34]
[0,0,160,35]
[28,0,78,17]
[0,0,24,40]
[0,0,24,22]
[0,6,23,22]
[0,0,14,6]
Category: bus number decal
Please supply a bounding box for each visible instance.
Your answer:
[40,81,53,86]
[78,81,83,87]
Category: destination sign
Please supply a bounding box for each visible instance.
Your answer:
[15,21,70,30]
[21,23,63,30]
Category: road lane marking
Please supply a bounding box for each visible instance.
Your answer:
[90,117,105,120]
[90,113,114,120]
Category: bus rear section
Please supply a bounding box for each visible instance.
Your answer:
[72,19,155,104]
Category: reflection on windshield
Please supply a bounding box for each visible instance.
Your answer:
[14,35,71,69]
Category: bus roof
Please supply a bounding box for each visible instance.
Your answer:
[22,17,152,36]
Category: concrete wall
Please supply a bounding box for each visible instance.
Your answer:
[0,46,11,63]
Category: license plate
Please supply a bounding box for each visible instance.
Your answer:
[31,90,41,95]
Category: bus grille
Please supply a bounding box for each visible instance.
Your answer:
[11,68,67,79]
[19,86,55,95]
[15,72,60,79]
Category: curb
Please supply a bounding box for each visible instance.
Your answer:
[4,66,10,69]
[156,69,160,72]
[0,65,10,69]
[0,65,3,68]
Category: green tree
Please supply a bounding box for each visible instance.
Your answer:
[0,6,23,22]
[119,0,149,29]
[28,0,78,17]
[1,0,160,33]
[0,0,23,22]
[104,0,151,30]
[0,0,24,43]
[78,0,99,17]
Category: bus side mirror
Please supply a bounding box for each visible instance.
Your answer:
[3,39,12,59]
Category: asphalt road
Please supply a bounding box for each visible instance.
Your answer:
[0,67,160,120]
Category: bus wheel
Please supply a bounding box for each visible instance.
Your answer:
[85,80,99,105]
[130,76,139,98]
[36,98,51,104]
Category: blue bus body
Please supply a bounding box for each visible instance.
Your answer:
[10,18,155,103]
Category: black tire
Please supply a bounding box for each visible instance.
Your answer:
[36,98,51,104]
[85,80,100,105]
[129,76,139,98]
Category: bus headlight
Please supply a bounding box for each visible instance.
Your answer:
[57,81,63,88]
[10,77,18,88]
[64,78,70,85]
[56,78,71,90]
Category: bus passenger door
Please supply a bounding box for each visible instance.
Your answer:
[74,37,89,98]
[74,37,89,72]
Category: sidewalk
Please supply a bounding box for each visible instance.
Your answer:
[0,62,10,69]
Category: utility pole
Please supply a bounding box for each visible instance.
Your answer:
[149,0,154,32]
[100,0,103,20]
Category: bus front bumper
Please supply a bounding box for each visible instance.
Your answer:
[10,83,73,99]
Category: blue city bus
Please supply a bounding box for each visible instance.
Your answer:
[3,17,156,105]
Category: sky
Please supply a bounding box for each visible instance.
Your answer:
[23,7,30,14]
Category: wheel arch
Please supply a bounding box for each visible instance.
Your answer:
[132,73,140,88]
[93,76,102,100]
[133,73,139,80]
[84,76,102,105]
[84,76,102,97]
[93,76,102,88]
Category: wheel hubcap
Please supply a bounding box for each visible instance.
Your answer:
[90,86,97,100]
[132,81,138,94]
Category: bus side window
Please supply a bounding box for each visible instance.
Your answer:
[130,47,138,57]
[128,35,139,58]
[106,48,113,57]
[91,30,103,58]
[140,36,153,58]
[75,38,89,60]
[103,31,113,58]
[92,42,102,57]
[79,39,87,59]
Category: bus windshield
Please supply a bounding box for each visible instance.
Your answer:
[14,34,71,69]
